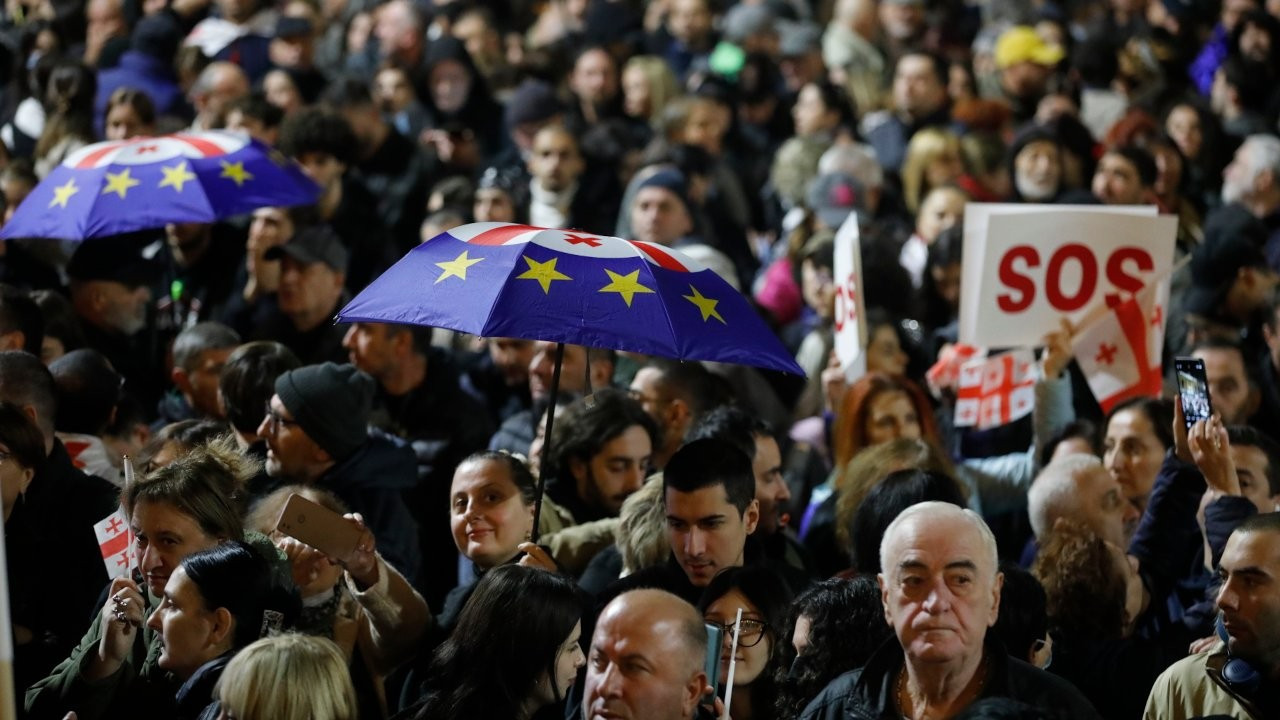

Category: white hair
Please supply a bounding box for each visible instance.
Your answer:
[818,142,884,190]
[1027,454,1103,540]
[878,501,998,579]
[1241,134,1280,184]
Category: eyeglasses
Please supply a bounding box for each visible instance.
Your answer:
[704,618,769,648]
[263,403,299,434]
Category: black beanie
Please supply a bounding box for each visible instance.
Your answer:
[274,363,373,461]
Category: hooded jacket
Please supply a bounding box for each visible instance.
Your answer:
[318,434,422,586]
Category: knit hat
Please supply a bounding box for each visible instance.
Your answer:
[274,363,373,461]
[505,79,562,129]
[635,168,695,221]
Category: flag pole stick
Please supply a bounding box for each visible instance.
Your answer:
[0,501,15,720]
[531,342,565,543]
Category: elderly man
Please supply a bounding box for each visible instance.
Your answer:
[1028,454,1140,549]
[1146,512,1280,719]
[801,502,1099,719]
[259,362,420,584]
[1219,134,1280,270]
[582,588,714,720]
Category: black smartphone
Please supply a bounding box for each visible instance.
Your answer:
[1175,357,1213,429]
[703,622,723,706]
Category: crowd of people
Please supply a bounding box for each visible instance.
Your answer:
[3,0,1280,718]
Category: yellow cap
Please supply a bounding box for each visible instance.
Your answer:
[994,26,1065,70]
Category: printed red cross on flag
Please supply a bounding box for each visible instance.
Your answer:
[564,233,602,247]
[953,350,1037,430]
[1095,343,1118,365]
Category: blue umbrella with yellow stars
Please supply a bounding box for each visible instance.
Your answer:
[1,131,319,240]
[337,222,805,534]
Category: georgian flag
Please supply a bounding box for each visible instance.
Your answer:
[1072,276,1168,413]
[953,349,1037,430]
[93,508,136,580]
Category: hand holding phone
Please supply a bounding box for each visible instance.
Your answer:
[702,622,722,707]
[276,494,381,588]
[1175,357,1213,429]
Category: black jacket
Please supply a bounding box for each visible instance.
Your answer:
[798,636,1101,720]
[318,435,421,586]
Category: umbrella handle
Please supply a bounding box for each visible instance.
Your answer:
[531,342,565,543]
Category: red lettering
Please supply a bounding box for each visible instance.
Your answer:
[996,246,1039,313]
[1044,244,1097,312]
[1104,247,1154,307]
[833,285,846,332]
[844,274,859,326]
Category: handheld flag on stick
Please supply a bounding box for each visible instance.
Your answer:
[722,607,744,720]
[1071,260,1181,413]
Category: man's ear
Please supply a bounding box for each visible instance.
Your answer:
[171,366,193,396]
[569,456,588,484]
[989,571,1004,627]
[665,397,689,430]
[878,572,892,623]
[743,498,760,535]
[681,669,707,718]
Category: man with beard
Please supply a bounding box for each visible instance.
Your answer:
[1218,134,1280,269]
[546,388,657,524]
[67,237,164,415]
[1147,513,1280,719]
[259,362,420,584]
[525,124,618,235]
[253,225,351,366]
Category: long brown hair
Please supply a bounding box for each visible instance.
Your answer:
[832,373,938,469]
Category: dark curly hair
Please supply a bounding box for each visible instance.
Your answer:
[1033,521,1127,641]
[775,575,891,718]
[277,107,358,166]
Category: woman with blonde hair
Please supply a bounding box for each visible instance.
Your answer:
[622,55,679,127]
[900,127,965,215]
[216,634,357,720]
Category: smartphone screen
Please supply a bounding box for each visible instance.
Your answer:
[1175,357,1213,429]
[703,622,722,705]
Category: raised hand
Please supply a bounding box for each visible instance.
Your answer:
[86,577,146,680]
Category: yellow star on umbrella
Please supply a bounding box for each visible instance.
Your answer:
[101,168,140,199]
[516,255,572,293]
[220,161,253,186]
[48,178,79,208]
[435,250,484,283]
[598,268,654,307]
[158,161,197,192]
[683,285,726,324]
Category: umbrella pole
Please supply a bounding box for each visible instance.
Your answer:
[531,342,565,543]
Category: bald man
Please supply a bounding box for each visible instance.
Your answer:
[801,502,1099,719]
[583,589,713,720]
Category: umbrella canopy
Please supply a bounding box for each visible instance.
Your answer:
[1,131,320,240]
[338,222,804,376]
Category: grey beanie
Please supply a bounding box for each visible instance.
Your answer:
[274,363,373,461]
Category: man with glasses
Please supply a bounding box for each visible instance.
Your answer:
[258,362,421,585]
